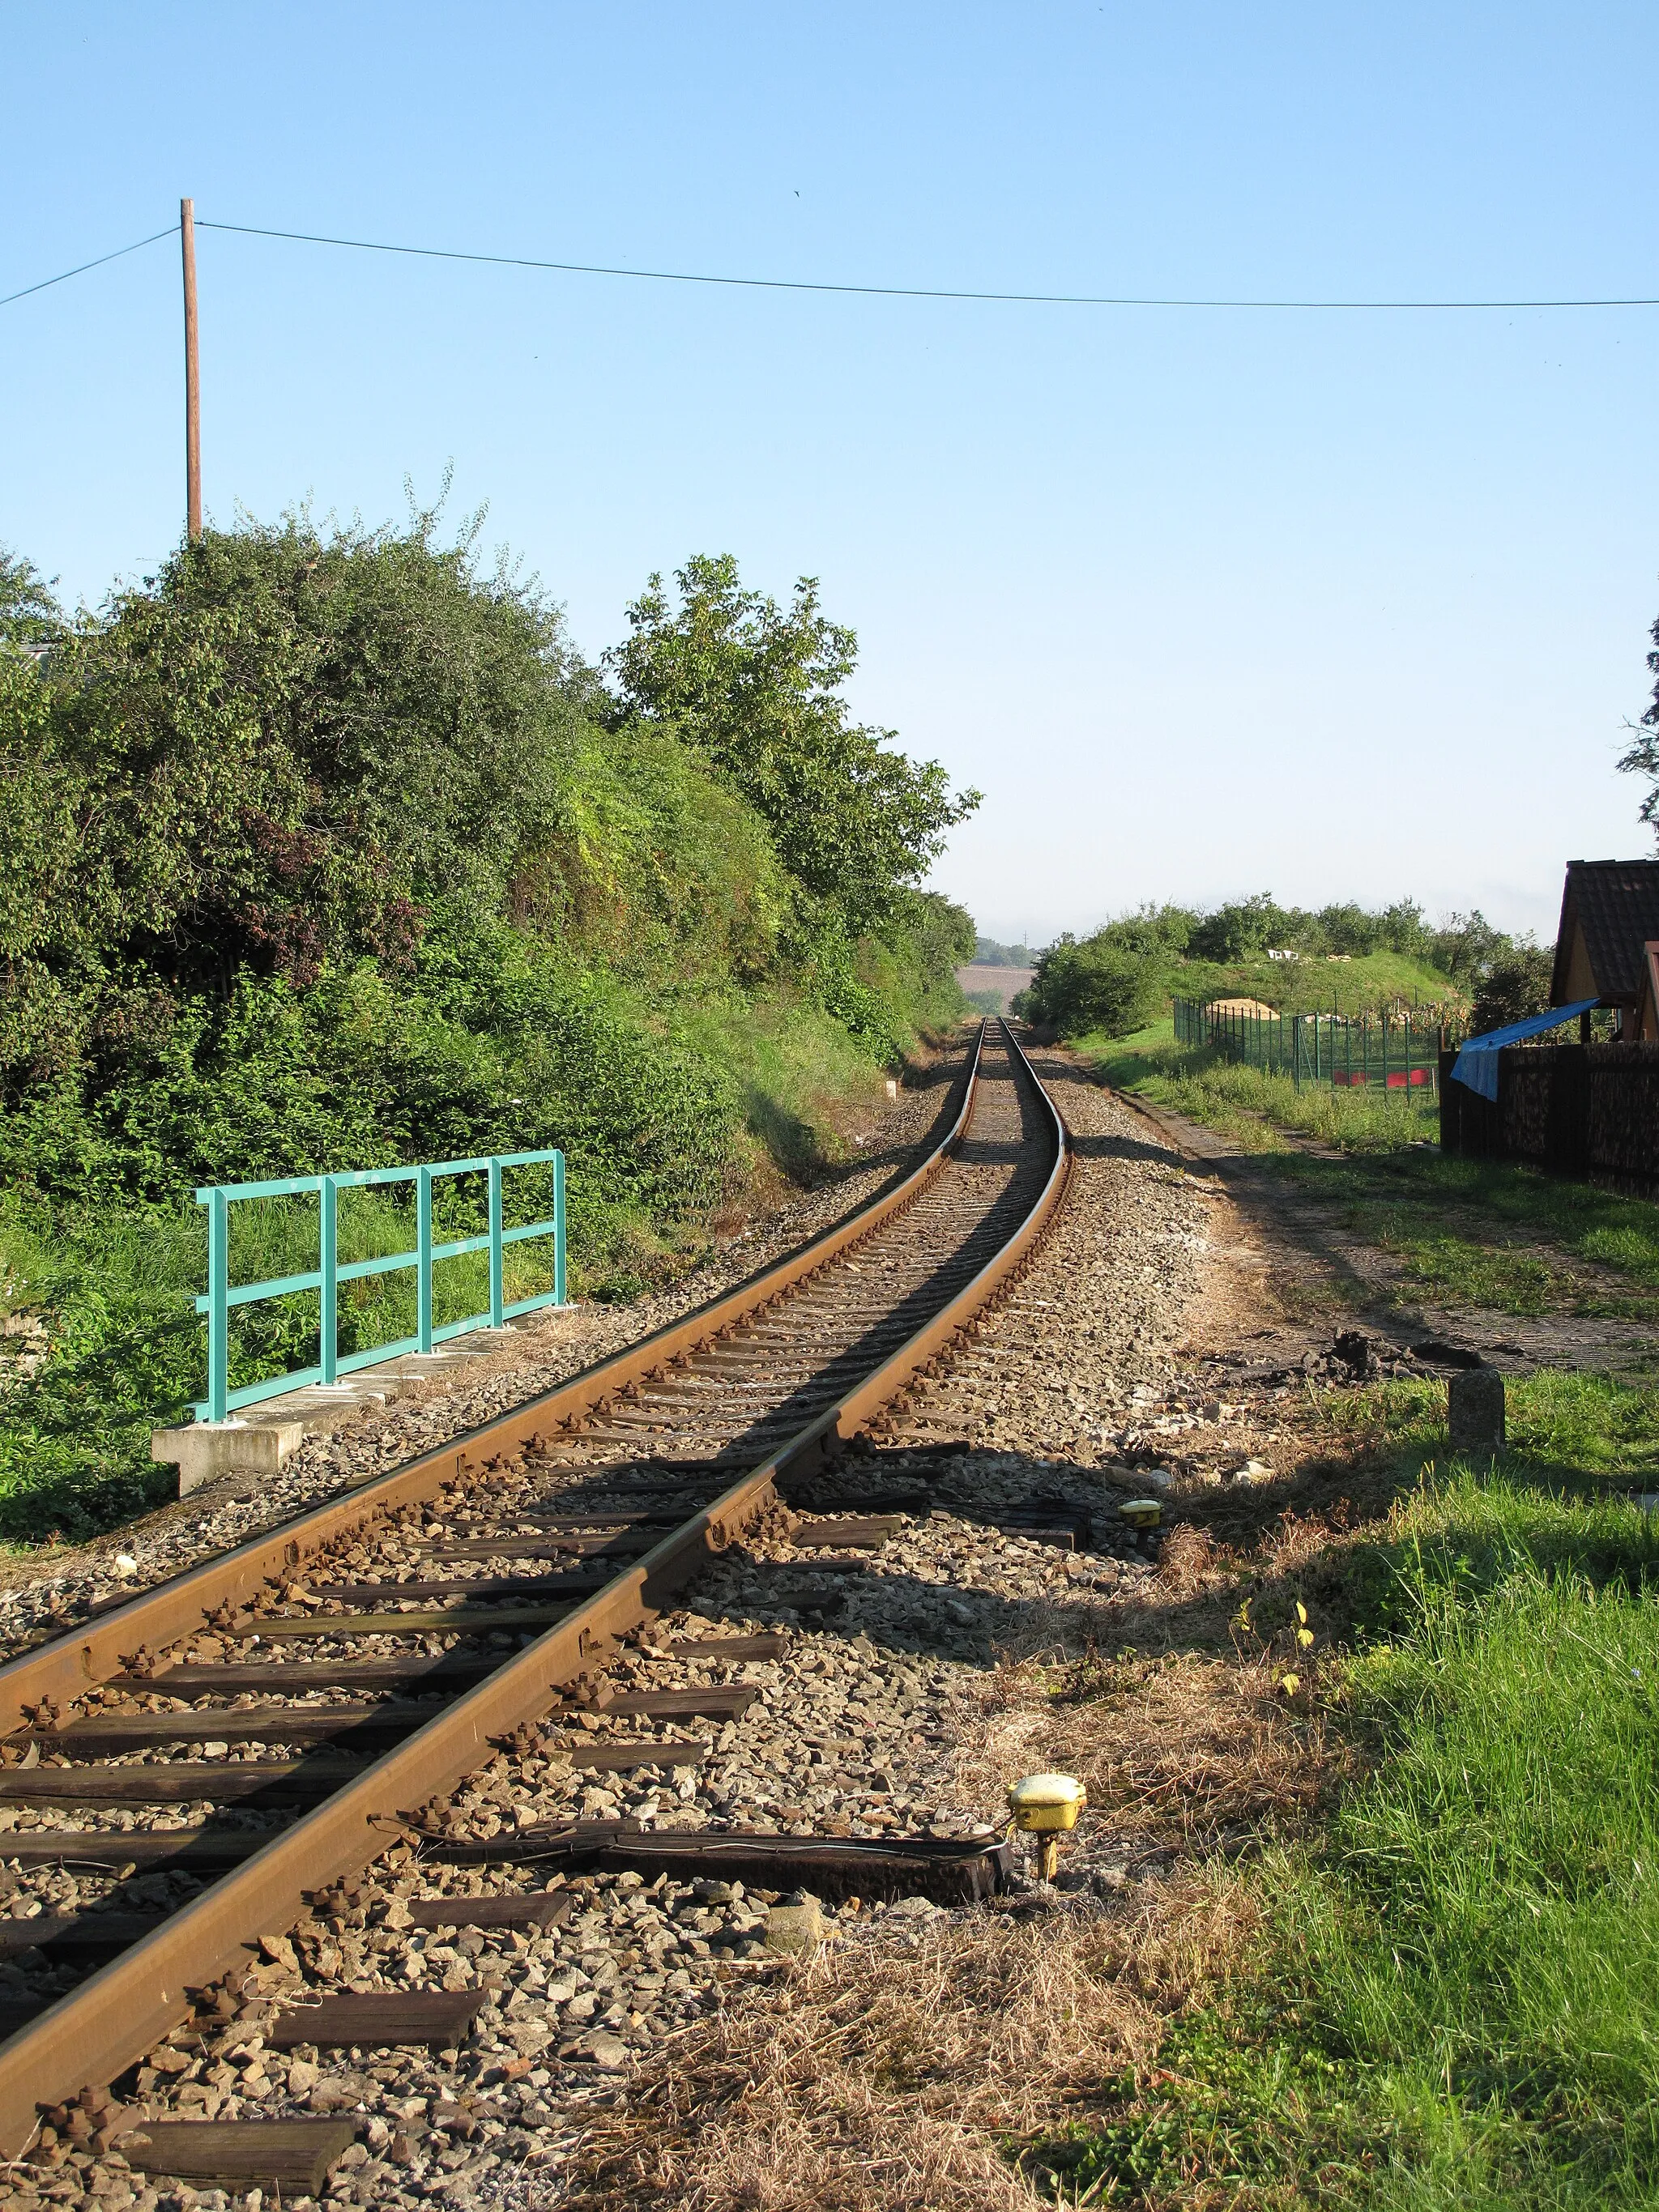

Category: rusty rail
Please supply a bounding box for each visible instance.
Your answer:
[0,1020,1069,2152]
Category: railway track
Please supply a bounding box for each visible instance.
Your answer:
[0,1019,1073,2196]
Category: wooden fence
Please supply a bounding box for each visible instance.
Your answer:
[1439,1043,1659,1196]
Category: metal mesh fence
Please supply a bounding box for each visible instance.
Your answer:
[1172,998,1458,1093]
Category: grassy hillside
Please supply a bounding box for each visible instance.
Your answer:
[1017,898,1528,1044]
[1169,948,1462,1016]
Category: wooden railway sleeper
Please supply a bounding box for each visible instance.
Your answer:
[0,1022,1073,2161]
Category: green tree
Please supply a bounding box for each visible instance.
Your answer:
[607,554,979,930]
[1018,935,1167,1038]
[1619,607,1659,834]
[1427,910,1512,990]
[0,547,61,646]
[1469,945,1554,1034]
[1186,893,1312,961]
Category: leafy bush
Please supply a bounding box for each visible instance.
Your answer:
[0,513,979,1540]
[1016,936,1168,1038]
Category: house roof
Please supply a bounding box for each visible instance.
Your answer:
[1551,860,1659,1004]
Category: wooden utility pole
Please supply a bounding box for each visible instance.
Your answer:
[181,197,201,540]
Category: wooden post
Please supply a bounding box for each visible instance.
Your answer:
[181,198,201,541]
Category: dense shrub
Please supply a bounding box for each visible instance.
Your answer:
[0,514,978,1539]
[1016,937,1169,1039]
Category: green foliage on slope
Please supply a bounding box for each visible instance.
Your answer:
[0,510,976,1541]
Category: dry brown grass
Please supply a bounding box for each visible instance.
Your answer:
[1037,1647,1334,1869]
[547,1372,1364,2210]
[554,1608,1316,2211]
[558,1878,1256,2212]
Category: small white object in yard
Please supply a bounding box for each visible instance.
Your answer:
[886,1078,899,1099]
[1235,1459,1274,1485]
[114,1554,139,1575]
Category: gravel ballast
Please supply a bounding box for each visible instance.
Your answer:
[5,1036,1239,2212]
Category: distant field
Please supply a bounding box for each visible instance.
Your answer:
[957,964,1034,1012]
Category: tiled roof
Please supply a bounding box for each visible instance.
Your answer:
[1551,860,1659,1003]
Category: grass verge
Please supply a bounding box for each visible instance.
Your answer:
[1075,1022,1659,1326]
[0,993,932,1546]
[1077,1021,1439,1153]
[1019,1393,1659,2209]
[558,1379,1659,2211]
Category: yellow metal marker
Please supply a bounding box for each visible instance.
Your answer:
[1007,1771,1087,1882]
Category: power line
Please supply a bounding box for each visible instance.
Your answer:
[200,217,1659,311]
[0,225,178,311]
[5,212,1657,316]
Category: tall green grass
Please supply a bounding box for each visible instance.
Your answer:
[1025,1426,1659,2208]
[1080,1021,1439,1153]
[0,991,923,1545]
[1268,1468,1659,2205]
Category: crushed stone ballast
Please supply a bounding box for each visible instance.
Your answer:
[0,1021,1096,2197]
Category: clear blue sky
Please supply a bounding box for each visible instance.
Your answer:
[6,2,1657,946]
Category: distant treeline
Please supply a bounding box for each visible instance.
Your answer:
[972,937,1036,966]
[1018,895,1551,1040]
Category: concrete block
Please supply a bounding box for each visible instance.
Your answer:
[151,1419,307,1497]
[275,1386,397,1431]
[1448,1366,1506,1459]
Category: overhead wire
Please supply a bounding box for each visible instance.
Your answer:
[197,218,1659,311]
[0,225,179,311]
[4,211,1657,314]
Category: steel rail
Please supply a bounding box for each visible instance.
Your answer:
[0,1030,983,1743]
[0,1021,1068,2152]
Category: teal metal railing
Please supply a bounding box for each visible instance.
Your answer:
[195,1147,565,1422]
[1173,999,1453,1091]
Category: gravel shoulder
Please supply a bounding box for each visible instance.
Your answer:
[6,1037,1371,2212]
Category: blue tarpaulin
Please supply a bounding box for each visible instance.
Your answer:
[1450,999,1598,1102]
